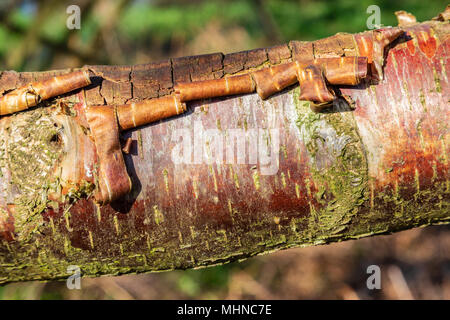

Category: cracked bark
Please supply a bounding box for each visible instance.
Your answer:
[0,17,448,284]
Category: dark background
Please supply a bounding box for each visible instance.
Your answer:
[0,0,448,299]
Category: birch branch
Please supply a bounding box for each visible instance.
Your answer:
[0,10,448,284]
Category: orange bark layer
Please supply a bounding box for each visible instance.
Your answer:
[318,56,368,86]
[252,62,298,99]
[117,96,187,131]
[174,74,255,101]
[296,62,335,103]
[85,106,132,204]
[395,11,418,27]
[434,5,450,21]
[371,28,404,81]
[0,70,91,115]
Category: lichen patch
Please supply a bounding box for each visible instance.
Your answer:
[293,88,369,238]
[0,108,65,241]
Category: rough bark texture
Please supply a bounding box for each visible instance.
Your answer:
[0,18,448,284]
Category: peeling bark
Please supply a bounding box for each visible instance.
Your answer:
[0,16,448,284]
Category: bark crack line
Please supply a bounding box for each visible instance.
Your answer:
[86,67,129,84]
[128,66,134,102]
[169,58,175,91]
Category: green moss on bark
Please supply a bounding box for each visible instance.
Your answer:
[292,88,369,240]
[0,108,64,241]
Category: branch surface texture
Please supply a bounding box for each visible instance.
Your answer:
[0,9,448,284]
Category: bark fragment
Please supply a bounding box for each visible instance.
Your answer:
[174,74,255,101]
[395,11,418,27]
[0,70,90,115]
[297,63,335,104]
[433,5,450,21]
[319,56,368,86]
[117,96,187,131]
[252,62,298,99]
[85,106,131,204]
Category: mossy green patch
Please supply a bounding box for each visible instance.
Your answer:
[0,108,95,242]
[292,88,369,240]
[0,108,65,241]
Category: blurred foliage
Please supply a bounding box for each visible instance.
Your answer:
[0,0,448,300]
[0,0,447,71]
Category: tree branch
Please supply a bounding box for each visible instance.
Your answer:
[0,16,448,284]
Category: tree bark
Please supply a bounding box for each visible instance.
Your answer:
[0,17,448,284]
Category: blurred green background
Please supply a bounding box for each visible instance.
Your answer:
[0,0,449,299]
[0,0,447,71]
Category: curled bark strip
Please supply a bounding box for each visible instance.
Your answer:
[252,62,298,99]
[433,5,450,21]
[296,62,335,103]
[371,28,404,81]
[0,70,91,115]
[85,106,132,204]
[354,33,374,64]
[122,137,133,154]
[353,28,404,82]
[252,57,368,100]
[117,95,187,131]
[117,57,365,130]
[319,56,368,86]
[175,56,367,103]
[395,11,418,27]
[174,74,255,101]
